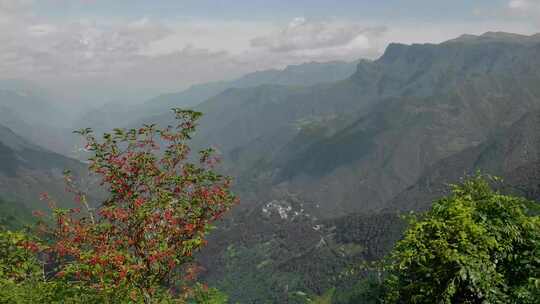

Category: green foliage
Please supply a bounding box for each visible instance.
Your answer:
[330,275,385,304]
[0,230,41,285]
[188,283,229,304]
[384,175,540,303]
[209,236,363,303]
[309,289,334,304]
[0,198,33,230]
[212,242,307,303]
[0,229,97,303]
[0,229,229,303]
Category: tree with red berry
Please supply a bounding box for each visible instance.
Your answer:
[36,109,237,302]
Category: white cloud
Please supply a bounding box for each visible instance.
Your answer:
[0,11,388,102]
[250,17,386,57]
[0,13,174,84]
[143,19,275,56]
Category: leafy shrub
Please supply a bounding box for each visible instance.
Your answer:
[384,175,540,303]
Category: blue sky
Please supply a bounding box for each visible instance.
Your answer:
[1,0,538,102]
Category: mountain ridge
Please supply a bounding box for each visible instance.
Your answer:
[181,32,540,219]
[74,60,359,142]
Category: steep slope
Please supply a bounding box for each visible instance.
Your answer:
[195,32,540,152]
[387,110,540,212]
[188,32,540,218]
[0,124,85,211]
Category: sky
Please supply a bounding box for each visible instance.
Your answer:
[0,0,538,105]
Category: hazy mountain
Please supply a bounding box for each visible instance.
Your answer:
[0,80,64,127]
[142,60,358,111]
[76,60,359,138]
[0,124,84,211]
[0,80,79,156]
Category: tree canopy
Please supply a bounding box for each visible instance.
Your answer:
[384,175,540,303]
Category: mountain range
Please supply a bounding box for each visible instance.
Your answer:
[1,31,540,302]
[74,60,358,139]
[182,32,540,301]
[177,32,540,218]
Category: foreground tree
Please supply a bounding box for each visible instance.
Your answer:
[28,109,236,302]
[385,175,540,303]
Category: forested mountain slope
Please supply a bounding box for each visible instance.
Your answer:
[388,109,540,212]
[193,32,540,302]
[190,32,540,218]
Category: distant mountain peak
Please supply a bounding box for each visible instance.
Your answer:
[446,31,540,45]
[378,42,411,63]
[375,31,540,69]
[481,31,528,39]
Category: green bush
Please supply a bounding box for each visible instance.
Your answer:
[384,175,540,303]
